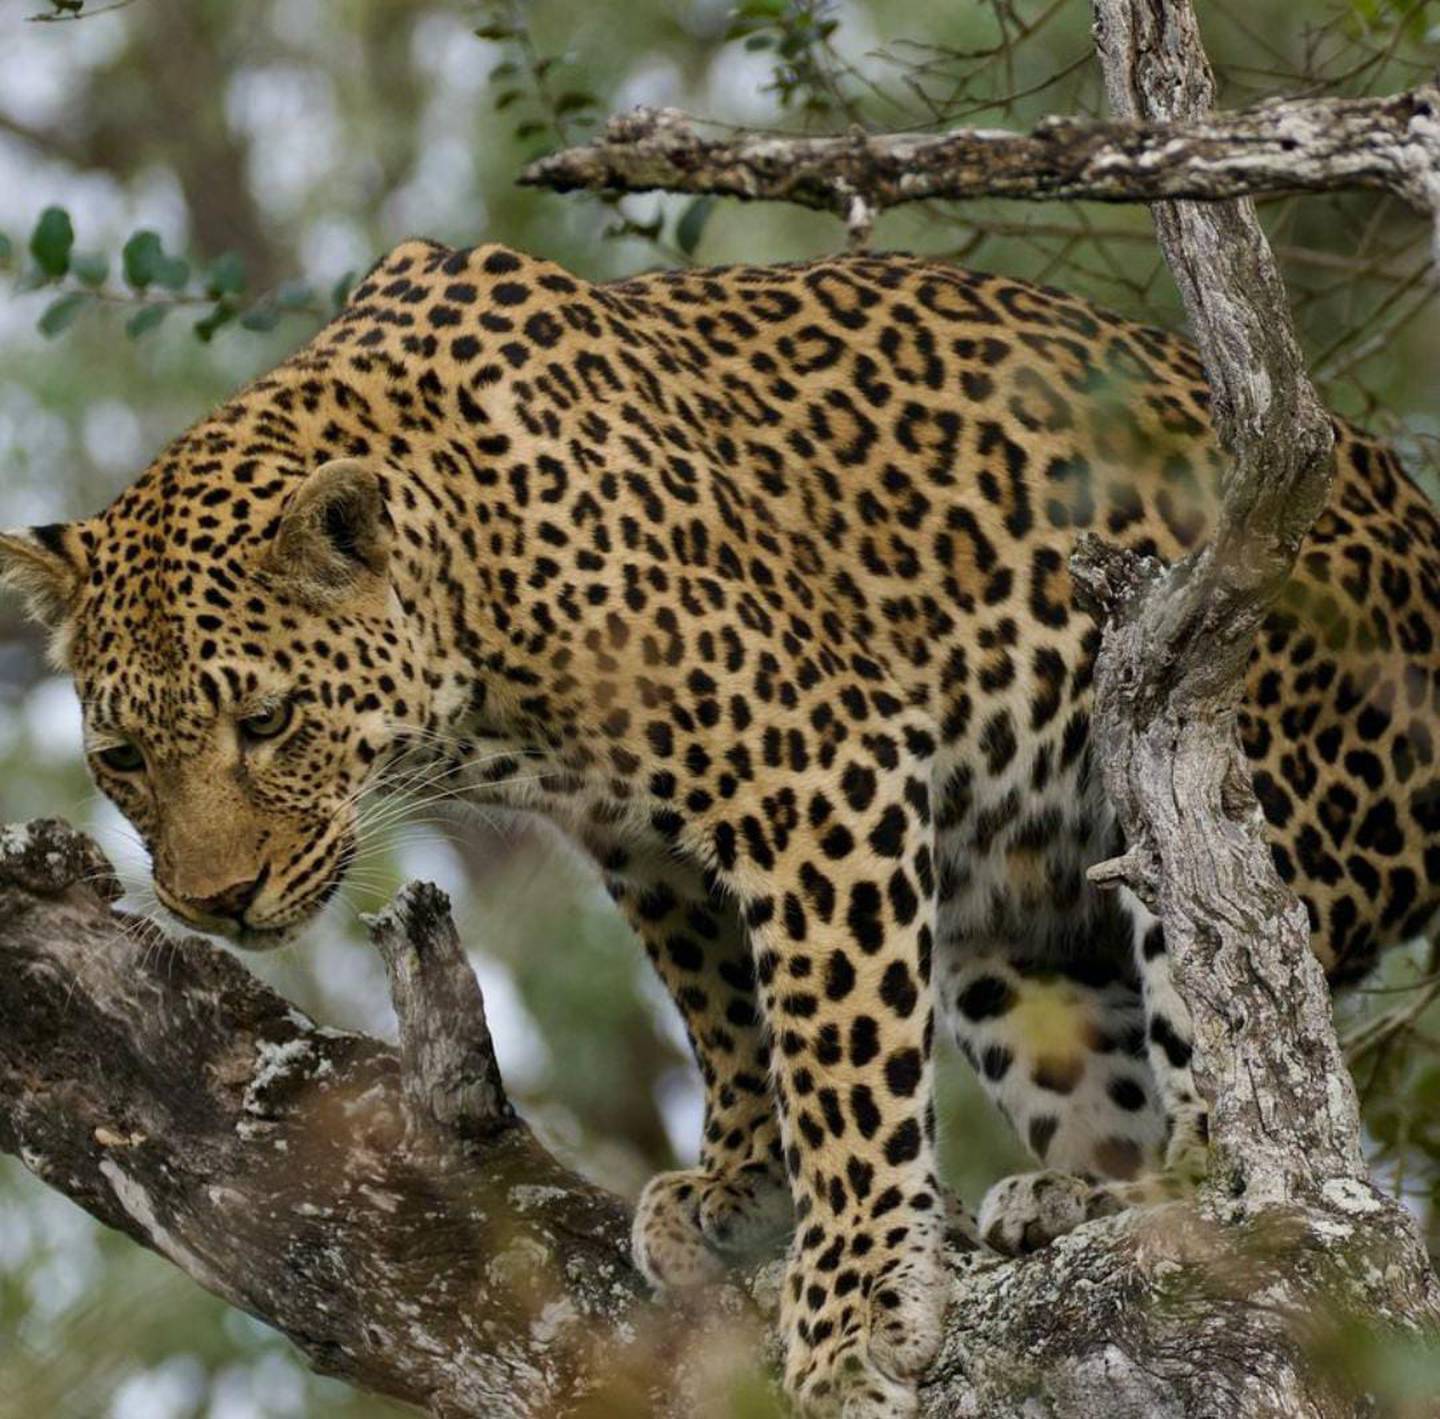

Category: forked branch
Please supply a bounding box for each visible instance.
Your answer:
[1067,0,1380,1205]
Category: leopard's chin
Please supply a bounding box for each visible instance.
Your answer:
[149,882,322,952]
[160,910,302,953]
[230,921,303,952]
[233,878,347,950]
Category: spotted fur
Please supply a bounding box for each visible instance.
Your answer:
[4,241,1438,1415]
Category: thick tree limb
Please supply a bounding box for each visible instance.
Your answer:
[0,820,683,1417]
[519,89,1440,259]
[4,818,1439,1417]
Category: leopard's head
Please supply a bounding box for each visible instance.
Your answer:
[1,456,433,947]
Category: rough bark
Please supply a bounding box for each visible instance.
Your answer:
[0,818,749,1417]
[4,818,1438,1418]
[519,87,1440,259]
[1069,0,1374,1205]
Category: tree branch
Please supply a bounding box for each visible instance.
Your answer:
[519,89,1440,259]
[3,819,1438,1417]
[0,818,671,1416]
[367,881,511,1140]
[1070,0,1418,1205]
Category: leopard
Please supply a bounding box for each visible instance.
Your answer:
[4,239,1439,1416]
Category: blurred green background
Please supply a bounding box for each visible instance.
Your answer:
[0,1,1437,1415]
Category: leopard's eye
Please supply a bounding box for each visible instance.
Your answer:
[98,741,145,774]
[239,700,295,742]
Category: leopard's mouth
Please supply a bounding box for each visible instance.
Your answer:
[230,851,353,950]
[151,836,350,952]
[146,894,301,953]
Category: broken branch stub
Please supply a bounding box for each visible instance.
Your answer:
[365,880,511,1145]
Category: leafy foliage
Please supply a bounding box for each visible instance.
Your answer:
[2,210,355,344]
[725,0,848,116]
[476,0,601,148]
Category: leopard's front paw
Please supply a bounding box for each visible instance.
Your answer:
[978,1169,1121,1256]
[782,1226,947,1418]
[633,1163,792,1290]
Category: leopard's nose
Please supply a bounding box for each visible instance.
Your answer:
[186,865,270,923]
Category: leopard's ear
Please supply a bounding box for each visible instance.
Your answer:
[0,524,87,664]
[264,460,392,608]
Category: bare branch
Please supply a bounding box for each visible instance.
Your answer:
[27,0,141,22]
[520,90,1440,247]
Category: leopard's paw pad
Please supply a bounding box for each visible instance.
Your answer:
[978,1169,1120,1256]
[633,1166,790,1290]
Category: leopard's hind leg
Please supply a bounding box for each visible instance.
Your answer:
[940,948,1172,1254]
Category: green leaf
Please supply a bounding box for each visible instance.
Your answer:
[675,195,715,257]
[70,251,109,288]
[204,251,247,298]
[125,304,169,339]
[122,230,165,289]
[494,89,524,110]
[553,91,598,115]
[122,230,188,290]
[37,290,89,337]
[329,269,356,311]
[29,207,74,278]
[473,23,517,40]
[154,255,189,290]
